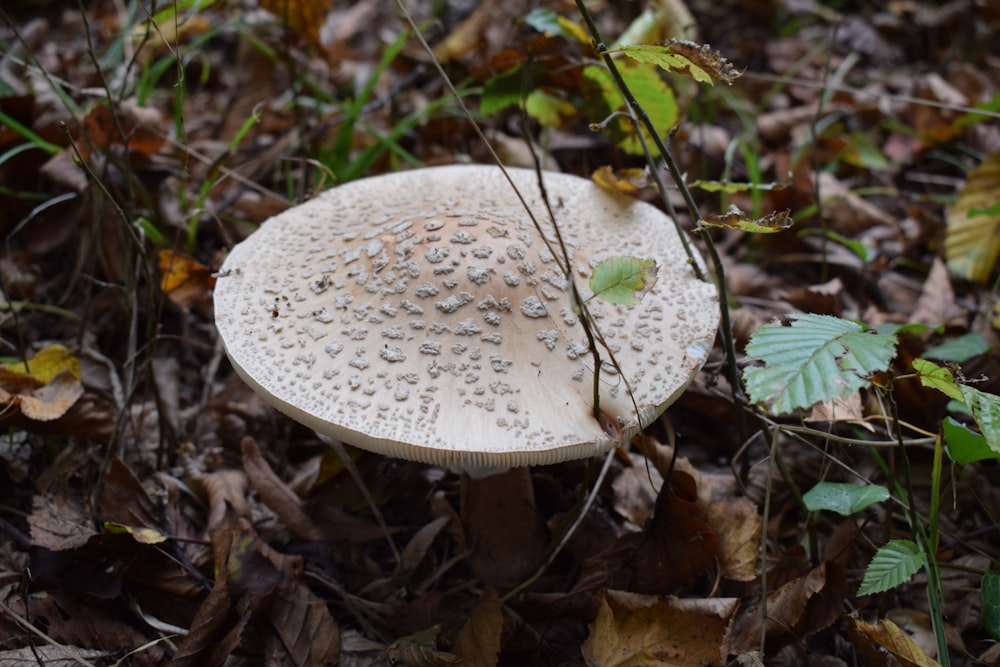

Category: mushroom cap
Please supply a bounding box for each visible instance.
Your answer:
[214,165,718,469]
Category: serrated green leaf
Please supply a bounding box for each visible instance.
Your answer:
[923,332,992,362]
[982,571,1000,641]
[857,539,926,596]
[582,62,678,156]
[958,384,1000,454]
[802,482,890,516]
[912,358,963,401]
[943,417,998,464]
[743,314,897,414]
[589,256,658,306]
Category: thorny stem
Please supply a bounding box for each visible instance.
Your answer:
[573,1,747,428]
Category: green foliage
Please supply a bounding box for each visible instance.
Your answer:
[958,384,1000,454]
[743,314,897,414]
[588,257,658,306]
[582,62,678,155]
[857,539,927,596]
[802,482,889,516]
[608,42,740,86]
[699,206,793,233]
[982,571,1000,641]
[923,332,992,362]
[942,417,997,464]
[912,358,963,401]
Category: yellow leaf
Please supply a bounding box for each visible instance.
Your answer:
[104,521,169,544]
[2,344,80,383]
[591,165,649,194]
[945,151,1000,283]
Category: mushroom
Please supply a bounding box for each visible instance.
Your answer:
[213,165,719,588]
[213,165,718,474]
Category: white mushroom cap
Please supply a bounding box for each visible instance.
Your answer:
[213,165,718,470]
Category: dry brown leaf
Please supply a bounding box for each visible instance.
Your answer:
[634,470,718,595]
[806,391,873,430]
[845,615,942,667]
[592,165,649,195]
[817,171,897,235]
[241,436,323,541]
[611,452,662,527]
[0,368,83,423]
[706,495,761,583]
[454,588,503,667]
[159,249,216,308]
[386,625,461,666]
[730,562,848,657]
[79,101,166,159]
[268,579,341,665]
[258,0,332,49]
[201,469,250,533]
[399,515,451,576]
[581,590,738,667]
[911,256,965,326]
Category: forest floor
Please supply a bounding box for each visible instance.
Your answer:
[1,0,1000,665]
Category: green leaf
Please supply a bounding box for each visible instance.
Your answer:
[481,62,545,117]
[582,62,678,156]
[943,417,998,464]
[689,179,785,193]
[912,358,963,401]
[525,89,576,127]
[743,314,898,414]
[802,482,890,516]
[983,571,1000,641]
[958,384,1000,454]
[699,206,793,233]
[610,41,740,85]
[923,332,992,362]
[589,256,658,306]
[857,539,926,596]
[616,44,714,84]
[103,521,169,544]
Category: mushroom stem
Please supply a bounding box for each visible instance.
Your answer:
[460,467,548,592]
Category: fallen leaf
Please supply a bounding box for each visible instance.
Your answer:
[581,590,738,667]
[8,370,84,421]
[592,165,649,194]
[159,249,216,308]
[258,0,332,49]
[845,615,942,667]
[945,151,1000,283]
[454,588,503,667]
[730,562,848,657]
[634,470,719,595]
